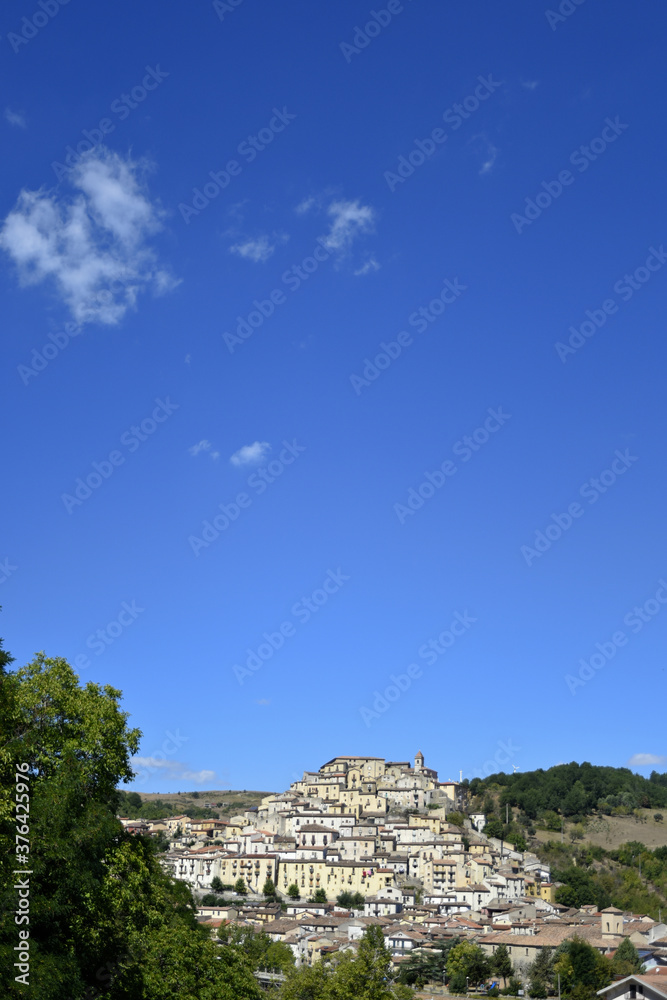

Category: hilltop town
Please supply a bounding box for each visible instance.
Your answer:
[121,752,667,976]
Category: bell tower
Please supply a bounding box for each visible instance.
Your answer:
[415,751,424,772]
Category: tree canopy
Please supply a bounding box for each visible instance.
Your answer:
[0,645,262,1000]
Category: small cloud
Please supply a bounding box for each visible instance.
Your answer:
[295,195,316,215]
[256,699,271,706]
[229,232,289,263]
[189,439,220,461]
[354,256,380,276]
[184,354,191,364]
[0,146,177,325]
[230,234,276,263]
[478,142,498,176]
[521,80,540,91]
[131,757,217,784]
[5,108,27,129]
[189,439,212,456]
[628,753,667,767]
[320,199,376,253]
[230,441,270,466]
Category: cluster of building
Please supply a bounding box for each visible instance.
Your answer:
[131,753,667,975]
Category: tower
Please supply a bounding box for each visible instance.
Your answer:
[414,751,424,772]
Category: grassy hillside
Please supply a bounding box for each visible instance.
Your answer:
[116,788,273,821]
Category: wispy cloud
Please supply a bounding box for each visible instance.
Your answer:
[0,147,178,325]
[628,753,667,767]
[229,233,286,263]
[131,756,217,784]
[478,140,499,176]
[354,256,380,276]
[5,108,27,129]
[230,441,270,466]
[189,439,220,461]
[522,80,540,91]
[320,199,376,253]
[295,195,316,215]
[256,698,271,706]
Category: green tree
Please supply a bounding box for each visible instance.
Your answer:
[611,938,643,977]
[491,944,513,986]
[313,888,328,903]
[485,817,504,839]
[336,890,365,909]
[234,877,248,895]
[141,922,261,1000]
[263,877,277,899]
[287,883,301,900]
[0,647,263,1000]
[554,937,612,998]
[447,941,491,987]
[527,946,554,996]
[211,876,224,893]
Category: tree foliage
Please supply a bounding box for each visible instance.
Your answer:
[470,762,667,820]
[0,647,262,1000]
[447,941,491,986]
[281,925,412,1000]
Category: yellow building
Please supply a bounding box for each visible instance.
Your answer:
[212,854,278,892]
[278,858,394,898]
[525,880,557,903]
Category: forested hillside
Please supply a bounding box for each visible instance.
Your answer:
[468,761,667,818]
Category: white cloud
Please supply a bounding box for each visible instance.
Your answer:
[5,108,27,129]
[229,234,276,263]
[320,199,376,252]
[354,256,380,276]
[628,753,667,767]
[230,441,271,466]
[189,439,212,456]
[184,354,191,364]
[131,757,216,784]
[522,80,540,90]
[478,142,499,176]
[189,439,220,461]
[295,195,316,214]
[256,698,271,706]
[0,146,178,325]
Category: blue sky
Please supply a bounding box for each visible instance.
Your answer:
[1,0,666,793]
